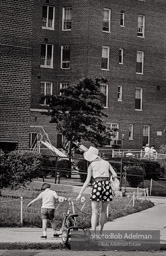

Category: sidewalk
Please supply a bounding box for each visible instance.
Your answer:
[0,196,166,249]
[104,196,166,245]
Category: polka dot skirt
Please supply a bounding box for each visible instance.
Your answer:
[90,180,112,201]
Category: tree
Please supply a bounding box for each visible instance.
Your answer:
[44,77,116,156]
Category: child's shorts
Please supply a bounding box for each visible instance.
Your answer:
[90,180,112,201]
[41,208,55,220]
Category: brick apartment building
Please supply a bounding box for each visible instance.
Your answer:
[0,0,33,152]
[1,0,166,153]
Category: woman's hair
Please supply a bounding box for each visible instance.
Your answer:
[41,183,51,191]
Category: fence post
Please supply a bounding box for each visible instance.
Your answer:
[20,197,23,226]
[132,192,135,207]
[150,179,153,196]
[136,187,139,198]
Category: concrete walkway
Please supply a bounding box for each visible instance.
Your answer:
[0,197,166,249]
[104,196,166,245]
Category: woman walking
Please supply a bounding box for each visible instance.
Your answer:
[76,146,117,234]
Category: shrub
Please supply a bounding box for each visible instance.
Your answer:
[77,159,88,182]
[141,160,164,180]
[110,157,164,180]
[57,159,71,178]
[126,166,145,187]
[0,151,42,189]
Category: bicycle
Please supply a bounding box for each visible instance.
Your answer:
[60,196,88,247]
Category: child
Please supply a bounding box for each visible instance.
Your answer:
[27,182,66,239]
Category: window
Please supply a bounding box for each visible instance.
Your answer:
[40,44,53,68]
[136,51,144,74]
[100,83,108,108]
[62,7,72,31]
[60,83,69,95]
[29,133,38,149]
[119,48,124,64]
[42,6,55,30]
[118,86,122,101]
[61,45,70,69]
[106,123,119,146]
[103,8,111,32]
[143,125,150,146]
[129,124,134,140]
[135,88,142,110]
[137,15,145,37]
[120,11,125,27]
[101,46,110,70]
[60,83,69,90]
[40,82,53,105]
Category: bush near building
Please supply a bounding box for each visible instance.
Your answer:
[110,157,164,181]
[0,151,42,189]
[126,166,145,188]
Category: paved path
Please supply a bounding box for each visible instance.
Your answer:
[104,196,166,244]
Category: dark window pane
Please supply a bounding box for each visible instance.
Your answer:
[42,6,47,19]
[101,58,108,69]
[49,7,53,20]
[135,98,140,109]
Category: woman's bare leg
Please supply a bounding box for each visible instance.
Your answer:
[99,201,109,234]
[91,201,100,233]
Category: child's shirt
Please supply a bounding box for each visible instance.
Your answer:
[37,188,58,209]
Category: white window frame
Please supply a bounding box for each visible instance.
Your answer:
[100,83,108,108]
[129,124,134,140]
[62,7,72,31]
[118,86,123,101]
[60,82,69,95]
[42,6,55,30]
[103,8,111,33]
[40,44,54,68]
[61,45,70,69]
[135,87,142,111]
[40,81,53,106]
[120,11,125,27]
[136,51,144,74]
[101,46,110,70]
[137,15,145,37]
[119,48,124,64]
[143,125,150,146]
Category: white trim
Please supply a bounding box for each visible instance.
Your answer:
[135,87,143,111]
[119,48,124,64]
[30,108,49,112]
[118,85,123,101]
[62,7,72,31]
[137,15,145,38]
[61,45,70,69]
[101,46,110,70]
[136,51,144,74]
[103,8,111,33]
[42,6,55,30]
[40,44,54,69]
[120,11,125,27]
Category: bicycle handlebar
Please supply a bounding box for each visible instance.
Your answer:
[58,196,86,203]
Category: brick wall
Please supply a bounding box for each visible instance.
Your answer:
[31,0,166,150]
[0,0,33,150]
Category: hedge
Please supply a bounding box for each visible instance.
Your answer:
[0,151,42,189]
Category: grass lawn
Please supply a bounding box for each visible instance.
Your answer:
[0,182,154,229]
